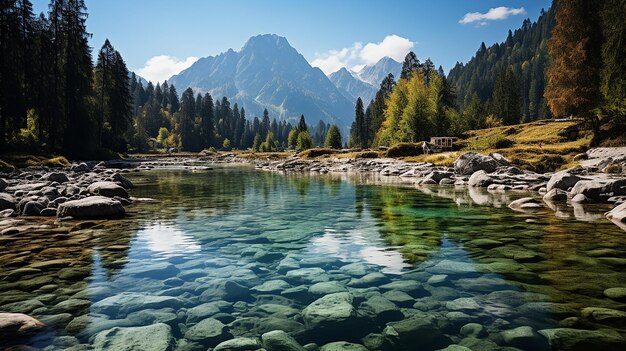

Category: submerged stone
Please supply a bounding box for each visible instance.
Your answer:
[93,323,174,351]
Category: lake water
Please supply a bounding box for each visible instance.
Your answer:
[2,166,625,350]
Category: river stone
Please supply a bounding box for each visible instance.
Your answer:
[302,292,358,331]
[285,268,328,284]
[546,172,583,191]
[93,323,174,351]
[338,262,369,277]
[454,152,499,175]
[22,201,44,216]
[252,280,291,294]
[604,287,626,301]
[382,290,414,306]
[127,262,179,279]
[87,181,129,198]
[427,260,477,275]
[581,307,626,326]
[0,193,16,210]
[538,328,625,351]
[570,180,607,201]
[184,318,230,346]
[437,345,472,351]
[0,178,6,191]
[606,202,626,224]
[501,326,544,349]
[91,292,184,317]
[468,170,496,187]
[460,323,486,338]
[508,197,543,210]
[187,301,232,324]
[384,316,448,349]
[0,312,46,337]
[359,295,403,323]
[347,272,389,287]
[320,341,368,351]
[112,173,134,189]
[446,298,480,311]
[57,196,125,218]
[261,330,306,351]
[42,172,69,183]
[543,188,568,202]
[214,337,262,351]
[309,281,347,297]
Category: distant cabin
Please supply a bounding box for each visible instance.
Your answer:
[425,137,458,154]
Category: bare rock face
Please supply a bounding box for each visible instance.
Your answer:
[56,196,125,219]
[0,313,46,339]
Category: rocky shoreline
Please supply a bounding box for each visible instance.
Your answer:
[0,147,625,230]
[243,148,626,231]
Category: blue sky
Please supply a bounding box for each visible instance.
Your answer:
[32,0,552,82]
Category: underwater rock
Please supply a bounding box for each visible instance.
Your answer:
[93,323,174,351]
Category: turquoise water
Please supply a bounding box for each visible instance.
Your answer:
[1,166,625,350]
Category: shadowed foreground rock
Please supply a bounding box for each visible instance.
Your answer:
[56,196,125,218]
[0,313,46,340]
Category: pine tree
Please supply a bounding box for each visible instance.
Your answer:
[492,68,521,125]
[350,97,365,148]
[599,0,626,124]
[400,52,421,80]
[325,124,342,149]
[199,93,214,148]
[297,115,307,133]
[545,0,602,123]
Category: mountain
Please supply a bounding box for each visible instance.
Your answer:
[329,67,377,104]
[168,34,354,129]
[355,56,402,86]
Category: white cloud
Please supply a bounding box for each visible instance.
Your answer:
[136,55,199,83]
[459,7,526,25]
[310,35,415,75]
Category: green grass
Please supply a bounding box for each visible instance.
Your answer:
[0,153,70,169]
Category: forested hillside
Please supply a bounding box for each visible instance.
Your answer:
[448,7,555,122]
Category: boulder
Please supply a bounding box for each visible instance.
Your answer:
[359,295,403,324]
[454,152,499,175]
[0,193,16,211]
[214,337,262,351]
[0,313,46,339]
[546,172,583,192]
[320,342,368,351]
[261,330,306,351]
[383,316,449,349]
[543,188,568,202]
[93,323,174,351]
[42,172,69,183]
[468,170,496,187]
[21,201,44,216]
[508,197,543,210]
[87,181,129,198]
[112,173,134,189]
[302,292,359,332]
[0,178,6,191]
[606,202,626,224]
[423,171,454,183]
[538,328,624,351]
[570,180,608,201]
[57,196,125,218]
[91,292,184,317]
[71,162,89,172]
[184,317,230,346]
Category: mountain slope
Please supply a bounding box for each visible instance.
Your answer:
[447,8,555,120]
[168,34,354,129]
[355,56,402,86]
[329,67,377,103]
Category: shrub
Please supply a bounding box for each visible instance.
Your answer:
[532,155,567,173]
[299,148,338,158]
[385,143,423,158]
[494,137,514,149]
[355,151,380,159]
